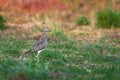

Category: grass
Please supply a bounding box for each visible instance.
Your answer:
[50,29,67,41]
[96,8,120,28]
[76,16,90,26]
[0,36,120,80]
[0,15,6,30]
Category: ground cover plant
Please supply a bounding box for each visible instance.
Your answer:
[0,36,120,80]
[96,8,120,28]
[0,15,6,30]
[76,16,90,26]
[0,0,120,80]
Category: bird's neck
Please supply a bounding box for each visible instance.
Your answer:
[43,31,48,40]
[44,32,48,47]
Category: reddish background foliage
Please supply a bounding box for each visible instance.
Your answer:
[0,0,70,13]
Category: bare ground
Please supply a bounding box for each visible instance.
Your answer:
[0,11,120,42]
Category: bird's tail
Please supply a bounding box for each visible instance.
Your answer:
[19,49,32,59]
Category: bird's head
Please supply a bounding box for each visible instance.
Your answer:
[43,27,51,32]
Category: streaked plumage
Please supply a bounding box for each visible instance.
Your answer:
[20,27,50,59]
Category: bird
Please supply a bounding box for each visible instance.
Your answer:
[19,27,51,59]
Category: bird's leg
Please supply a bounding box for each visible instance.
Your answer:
[36,51,41,57]
[36,49,44,57]
[36,50,42,62]
[36,49,44,62]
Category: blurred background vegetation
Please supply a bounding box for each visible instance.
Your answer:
[0,0,120,80]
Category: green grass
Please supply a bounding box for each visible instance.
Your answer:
[96,8,120,28]
[50,22,68,41]
[0,15,6,30]
[0,36,120,80]
[76,16,90,26]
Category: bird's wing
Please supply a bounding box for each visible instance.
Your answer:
[20,38,46,59]
[31,39,45,52]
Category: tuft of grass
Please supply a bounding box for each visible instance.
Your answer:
[96,8,120,28]
[76,16,90,26]
[0,15,6,30]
